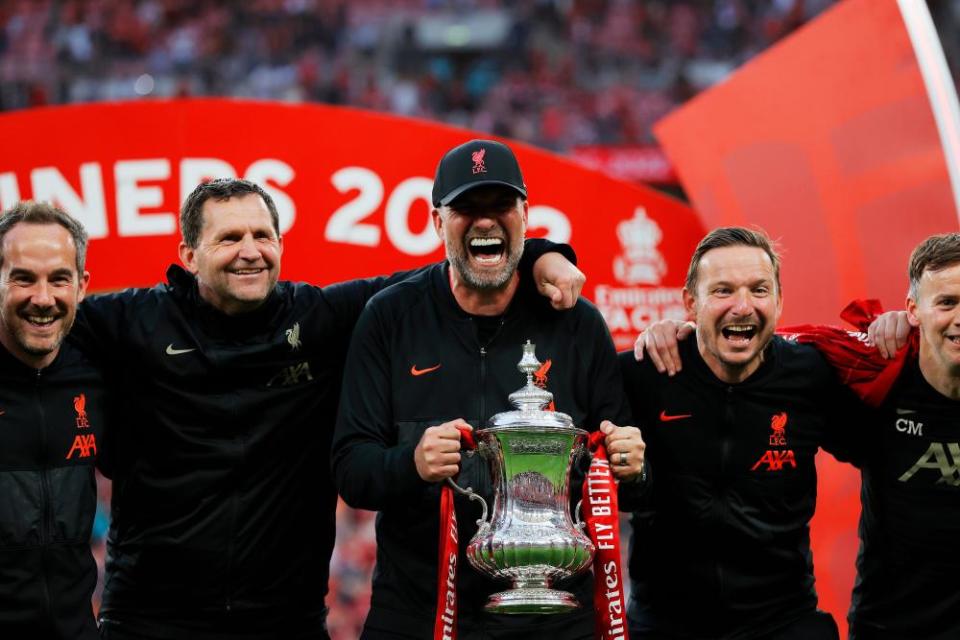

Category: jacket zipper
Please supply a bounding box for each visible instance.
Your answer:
[36,368,53,618]
[479,346,487,424]
[224,428,247,614]
[716,385,735,610]
[476,317,506,426]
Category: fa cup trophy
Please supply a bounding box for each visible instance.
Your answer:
[448,341,595,613]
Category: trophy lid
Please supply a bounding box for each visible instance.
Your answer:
[484,341,581,433]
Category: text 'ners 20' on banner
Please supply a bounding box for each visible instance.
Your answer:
[0,100,703,349]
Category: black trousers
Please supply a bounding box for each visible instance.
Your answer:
[361,608,594,640]
[99,610,331,640]
[627,607,839,640]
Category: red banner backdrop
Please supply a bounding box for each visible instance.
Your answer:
[570,145,677,184]
[655,0,958,328]
[0,99,702,352]
[655,0,960,637]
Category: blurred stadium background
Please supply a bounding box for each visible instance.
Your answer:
[3,1,957,638]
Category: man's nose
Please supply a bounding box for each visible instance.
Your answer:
[30,280,55,307]
[470,215,498,231]
[237,235,261,259]
[730,289,752,314]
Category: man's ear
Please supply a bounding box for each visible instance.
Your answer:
[682,287,697,321]
[77,271,91,303]
[906,295,921,327]
[179,242,198,274]
[432,208,444,239]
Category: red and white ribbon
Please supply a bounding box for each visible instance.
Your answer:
[434,427,476,640]
[584,431,630,640]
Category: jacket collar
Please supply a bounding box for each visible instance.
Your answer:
[684,333,780,387]
[0,338,69,377]
[164,264,285,337]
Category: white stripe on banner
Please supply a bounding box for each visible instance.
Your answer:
[897,0,960,226]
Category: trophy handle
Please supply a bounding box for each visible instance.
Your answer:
[574,499,587,531]
[445,477,491,532]
[571,442,590,530]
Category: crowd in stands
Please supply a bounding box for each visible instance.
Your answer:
[0,0,870,152]
[10,1,957,638]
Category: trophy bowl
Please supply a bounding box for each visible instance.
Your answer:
[450,341,595,614]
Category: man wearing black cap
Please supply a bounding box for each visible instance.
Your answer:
[332,139,646,638]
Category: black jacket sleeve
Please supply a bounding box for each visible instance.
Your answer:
[71,290,142,365]
[617,350,657,511]
[568,307,647,510]
[322,267,431,341]
[817,371,872,469]
[520,237,577,270]
[330,300,431,510]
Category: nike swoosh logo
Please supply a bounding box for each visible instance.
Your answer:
[895,408,917,416]
[660,410,692,422]
[411,364,441,376]
[166,344,196,356]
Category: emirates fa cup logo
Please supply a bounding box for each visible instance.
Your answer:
[613,207,667,285]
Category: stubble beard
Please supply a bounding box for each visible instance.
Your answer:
[9,307,70,359]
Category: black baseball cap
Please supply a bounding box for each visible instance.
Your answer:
[431,139,527,207]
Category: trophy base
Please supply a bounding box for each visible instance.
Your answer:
[484,588,580,614]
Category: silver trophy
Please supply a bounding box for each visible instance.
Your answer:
[449,341,595,614]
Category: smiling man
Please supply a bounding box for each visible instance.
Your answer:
[633,232,960,639]
[177,188,282,315]
[0,202,105,640]
[332,140,645,639]
[842,233,960,639]
[64,177,586,640]
[617,227,856,640]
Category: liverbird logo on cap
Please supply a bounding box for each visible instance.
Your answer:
[472,148,487,174]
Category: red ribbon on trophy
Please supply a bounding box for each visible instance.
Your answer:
[583,431,630,640]
[434,426,477,640]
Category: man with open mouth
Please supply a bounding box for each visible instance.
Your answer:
[333,139,647,639]
[633,231,960,639]
[617,227,858,640]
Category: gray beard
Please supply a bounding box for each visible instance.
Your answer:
[448,241,524,291]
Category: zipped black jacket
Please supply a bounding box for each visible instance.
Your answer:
[72,265,414,638]
[0,342,105,640]
[848,359,960,640]
[619,336,857,639]
[70,240,568,638]
[331,262,632,637]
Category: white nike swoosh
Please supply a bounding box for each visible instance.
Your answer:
[165,344,196,356]
[895,408,917,416]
